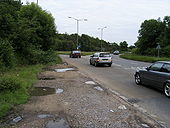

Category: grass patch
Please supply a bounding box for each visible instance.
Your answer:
[57,51,95,56]
[0,65,43,118]
[120,53,170,63]
[0,54,62,118]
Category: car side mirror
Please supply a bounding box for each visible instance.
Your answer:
[146,67,150,71]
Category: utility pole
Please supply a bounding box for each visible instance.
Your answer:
[68,17,87,50]
[98,26,107,52]
[37,0,38,5]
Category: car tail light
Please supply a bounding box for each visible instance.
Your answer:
[96,58,100,62]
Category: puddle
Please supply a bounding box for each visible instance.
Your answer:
[11,116,22,124]
[85,81,96,85]
[37,114,53,119]
[38,77,56,80]
[56,88,64,94]
[55,68,75,72]
[94,86,104,91]
[127,98,140,104]
[141,123,150,128]
[118,105,127,110]
[46,118,70,128]
[30,87,56,96]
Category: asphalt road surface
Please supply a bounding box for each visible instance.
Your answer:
[61,55,170,128]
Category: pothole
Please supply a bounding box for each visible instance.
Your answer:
[94,86,104,91]
[46,118,70,128]
[127,98,140,104]
[55,68,75,72]
[38,77,56,80]
[37,114,53,119]
[56,88,64,94]
[30,87,56,96]
[85,81,96,85]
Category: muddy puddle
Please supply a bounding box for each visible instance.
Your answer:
[46,118,70,128]
[30,87,56,96]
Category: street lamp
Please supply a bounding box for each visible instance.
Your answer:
[98,26,107,52]
[68,17,87,50]
[156,43,161,58]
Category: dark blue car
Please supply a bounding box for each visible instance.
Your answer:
[135,61,170,97]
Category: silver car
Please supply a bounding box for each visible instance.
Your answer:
[135,61,170,97]
[90,52,112,67]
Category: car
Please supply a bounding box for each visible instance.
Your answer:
[90,52,112,67]
[70,50,81,58]
[113,50,120,55]
[135,61,170,97]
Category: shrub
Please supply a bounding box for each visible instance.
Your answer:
[0,39,16,69]
[23,48,58,64]
[161,45,170,58]
[39,49,57,64]
[0,77,21,92]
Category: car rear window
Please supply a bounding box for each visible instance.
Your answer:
[73,51,80,53]
[99,53,111,57]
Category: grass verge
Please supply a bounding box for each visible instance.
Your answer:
[57,51,95,56]
[120,53,170,63]
[0,54,62,118]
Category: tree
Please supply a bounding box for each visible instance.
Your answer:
[111,43,119,51]
[119,41,128,51]
[0,0,21,39]
[13,2,56,54]
[136,19,165,55]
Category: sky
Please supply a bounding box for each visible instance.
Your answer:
[22,0,170,45]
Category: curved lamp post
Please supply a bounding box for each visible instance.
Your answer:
[68,17,87,50]
[98,26,107,52]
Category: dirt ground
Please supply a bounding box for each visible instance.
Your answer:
[1,63,162,128]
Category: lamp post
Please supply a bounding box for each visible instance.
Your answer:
[98,26,107,51]
[68,17,87,50]
[156,43,161,58]
[37,0,38,5]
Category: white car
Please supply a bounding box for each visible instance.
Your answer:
[90,52,112,67]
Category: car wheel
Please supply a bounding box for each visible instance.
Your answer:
[94,62,98,67]
[90,60,92,65]
[108,64,112,67]
[164,83,170,97]
[135,73,141,85]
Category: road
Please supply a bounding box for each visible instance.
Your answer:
[61,55,170,128]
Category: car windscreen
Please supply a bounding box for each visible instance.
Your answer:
[99,53,111,57]
[72,51,80,53]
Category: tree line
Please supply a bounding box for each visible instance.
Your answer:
[55,33,129,52]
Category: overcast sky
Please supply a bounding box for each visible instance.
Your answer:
[22,0,170,45]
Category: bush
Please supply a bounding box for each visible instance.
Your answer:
[161,45,170,58]
[0,77,21,92]
[23,48,58,65]
[143,48,157,56]
[40,49,57,64]
[0,39,16,69]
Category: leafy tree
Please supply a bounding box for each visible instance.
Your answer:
[136,19,165,55]
[0,0,21,39]
[119,41,128,51]
[0,39,15,69]
[160,16,170,47]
